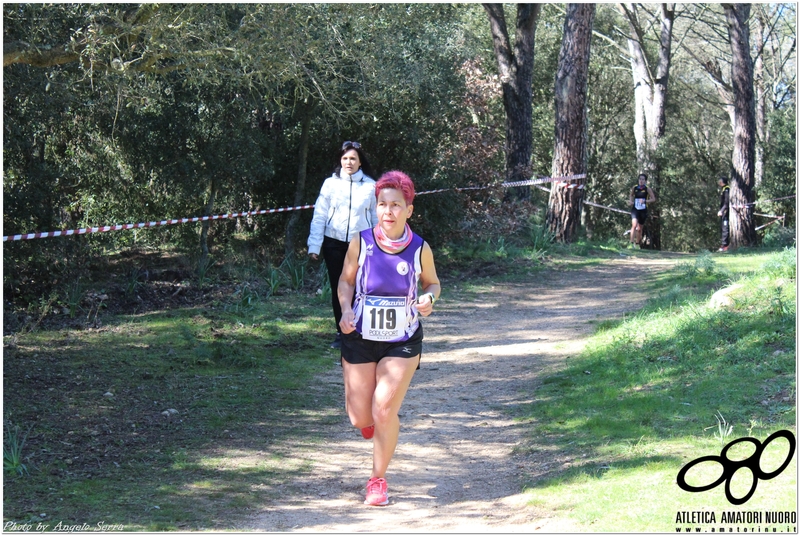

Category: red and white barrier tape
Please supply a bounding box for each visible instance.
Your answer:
[732,194,796,209]
[3,205,314,242]
[577,187,795,219]
[416,173,586,196]
[3,174,586,242]
[503,173,586,188]
[753,213,786,232]
[755,218,785,231]
[583,200,629,215]
[533,184,630,216]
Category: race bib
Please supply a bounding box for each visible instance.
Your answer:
[634,198,646,210]
[362,296,407,341]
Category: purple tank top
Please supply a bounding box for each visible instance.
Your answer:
[352,228,424,342]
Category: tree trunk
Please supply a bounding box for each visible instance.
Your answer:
[723,3,758,247]
[754,11,767,189]
[622,3,675,250]
[484,4,541,199]
[284,98,316,257]
[547,3,595,243]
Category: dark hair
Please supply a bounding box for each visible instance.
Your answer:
[638,173,648,181]
[335,142,374,178]
[375,170,416,205]
[719,175,729,185]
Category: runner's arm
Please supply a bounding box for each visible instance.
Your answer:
[416,242,441,317]
[308,181,331,256]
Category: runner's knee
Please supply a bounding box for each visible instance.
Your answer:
[348,413,373,429]
[371,403,398,427]
[371,387,408,425]
[346,401,373,428]
[345,393,374,428]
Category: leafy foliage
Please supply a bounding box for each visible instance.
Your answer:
[3,3,795,310]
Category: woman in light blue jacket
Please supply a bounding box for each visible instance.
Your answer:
[308,141,378,348]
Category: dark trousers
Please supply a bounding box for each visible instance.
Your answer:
[321,236,351,333]
[721,217,730,247]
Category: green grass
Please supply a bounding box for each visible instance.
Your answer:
[515,247,797,531]
[438,234,643,285]
[3,293,341,530]
[4,424,32,477]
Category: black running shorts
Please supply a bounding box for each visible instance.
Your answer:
[631,208,647,224]
[341,323,423,366]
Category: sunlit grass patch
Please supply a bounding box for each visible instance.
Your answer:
[524,435,796,532]
[518,249,796,530]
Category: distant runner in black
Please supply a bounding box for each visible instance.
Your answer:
[717,176,730,252]
[628,173,657,248]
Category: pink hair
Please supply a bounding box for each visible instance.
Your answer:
[375,170,416,205]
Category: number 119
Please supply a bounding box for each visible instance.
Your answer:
[369,308,396,330]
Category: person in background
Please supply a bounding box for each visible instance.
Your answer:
[717,175,730,252]
[337,170,441,506]
[308,141,377,349]
[628,173,656,248]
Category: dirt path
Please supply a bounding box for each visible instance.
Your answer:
[241,255,679,532]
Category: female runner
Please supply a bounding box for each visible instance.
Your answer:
[628,173,656,247]
[337,170,441,506]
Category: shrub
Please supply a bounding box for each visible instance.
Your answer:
[762,225,795,248]
[762,246,797,280]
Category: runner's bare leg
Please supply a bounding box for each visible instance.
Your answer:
[370,355,419,478]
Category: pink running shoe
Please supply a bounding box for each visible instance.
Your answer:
[360,424,375,440]
[364,477,389,506]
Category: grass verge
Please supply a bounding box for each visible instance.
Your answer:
[3,293,341,530]
[515,247,797,531]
